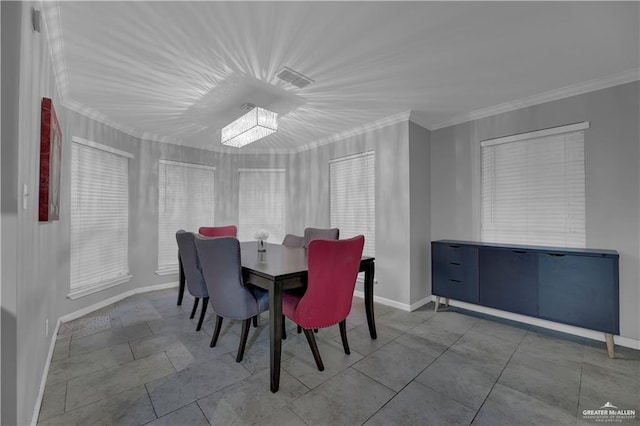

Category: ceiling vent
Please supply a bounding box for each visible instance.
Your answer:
[277,67,315,89]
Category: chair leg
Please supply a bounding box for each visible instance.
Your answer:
[196,297,208,331]
[252,315,258,328]
[236,318,251,362]
[282,315,287,340]
[339,320,350,355]
[190,297,200,319]
[210,315,224,347]
[297,325,301,334]
[302,328,325,371]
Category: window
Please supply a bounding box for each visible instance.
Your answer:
[481,122,588,248]
[70,137,132,298]
[330,151,375,256]
[238,169,286,243]
[157,160,215,273]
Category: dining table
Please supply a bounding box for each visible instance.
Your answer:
[239,241,376,393]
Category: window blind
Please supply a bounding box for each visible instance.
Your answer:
[481,124,587,248]
[157,160,215,273]
[238,169,286,243]
[329,151,375,256]
[70,139,131,297]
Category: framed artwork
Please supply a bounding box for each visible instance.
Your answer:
[39,97,62,221]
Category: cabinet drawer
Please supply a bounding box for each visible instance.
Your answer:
[432,242,479,303]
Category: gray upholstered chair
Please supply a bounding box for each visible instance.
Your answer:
[282,234,304,248]
[175,230,209,331]
[303,227,339,248]
[194,235,269,362]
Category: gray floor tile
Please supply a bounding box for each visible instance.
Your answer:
[38,381,66,421]
[51,338,70,362]
[472,383,577,426]
[39,386,156,426]
[69,322,152,357]
[470,317,528,343]
[197,369,308,425]
[376,309,425,333]
[344,322,403,357]
[281,332,364,389]
[65,352,175,411]
[290,368,395,426]
[449,328,518,369]
[365,380,476,426]
[394,332,450,359]
[579,361,640,412]
[145,402,210,426]
[415,349,501,411]
[253,407,308,426]
[426,311,479,335]
[497,352,581,414]
[47,342,133,385]
[516,330,585,365]
[146,354,252,417]
[406,320,464,348]
[353,341,435,391]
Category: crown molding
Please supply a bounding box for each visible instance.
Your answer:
[430,69,640,131]
[294,110,412,153]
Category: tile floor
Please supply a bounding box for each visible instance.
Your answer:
[37,289,640,425]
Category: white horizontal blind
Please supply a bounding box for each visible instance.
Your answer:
[330,151,375,256]
[481,125,586,248]
[70,140,131,294]
[238,169,286,243]
[157,160,215,272]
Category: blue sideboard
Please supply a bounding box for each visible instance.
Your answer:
[431,240,619,356]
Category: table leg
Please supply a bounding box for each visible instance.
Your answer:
[363,262,377,339]
[177,258,185,306]
[269,283,283,392]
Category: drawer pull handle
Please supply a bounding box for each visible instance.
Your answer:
[512,250,527,254]
[548,253,566,257]
[449,279,462,284]
[449,262,461,266]
[449,245,460,249]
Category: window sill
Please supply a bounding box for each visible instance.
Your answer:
[155,268,178,276]
[67,275,132,300]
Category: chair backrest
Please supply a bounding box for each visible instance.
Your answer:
[303,227,339,248]
[293,236,365,328]
[175,230,208,298]
[282,234,304,248]
[198,225,238,237]
[194,235,259,319]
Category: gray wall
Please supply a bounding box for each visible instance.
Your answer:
[290,122,416,305]
[431,81,640,342]
[409,122,431,306]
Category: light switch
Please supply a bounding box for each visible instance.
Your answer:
[23,184,29,209]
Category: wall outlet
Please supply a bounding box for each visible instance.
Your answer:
[45,319,49,337]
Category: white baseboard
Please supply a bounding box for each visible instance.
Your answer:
[32,282,179,425]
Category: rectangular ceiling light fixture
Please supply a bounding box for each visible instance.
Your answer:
[221,106,278,148]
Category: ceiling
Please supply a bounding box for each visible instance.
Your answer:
[43,1,639,153]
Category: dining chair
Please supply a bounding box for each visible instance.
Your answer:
[198,225,238,237]
[175,230,209,331]
[282,233,304,248]
[303,227,339,248]
[282,235,365,371]
[194,235,270,362]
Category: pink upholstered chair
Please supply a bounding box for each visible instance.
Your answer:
[282,235,365,371]
[198,225,237,237]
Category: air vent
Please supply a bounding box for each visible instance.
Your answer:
[277,67,315,89]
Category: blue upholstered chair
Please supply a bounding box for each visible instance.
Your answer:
[194,235,269,362]
[303,227,339,248]
[175,230,209,331]
[282,234,304,248]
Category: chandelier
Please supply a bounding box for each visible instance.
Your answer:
[221,105,278,148]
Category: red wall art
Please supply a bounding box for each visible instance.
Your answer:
[39,97,62,221]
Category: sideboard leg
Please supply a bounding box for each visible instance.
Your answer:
[445,298,450,307]
[605,333,615,359]
[434,296,441,312]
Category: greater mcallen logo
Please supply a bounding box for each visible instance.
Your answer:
[582,402,636,422]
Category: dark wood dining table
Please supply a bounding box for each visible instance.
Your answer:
[239,241,376,393]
